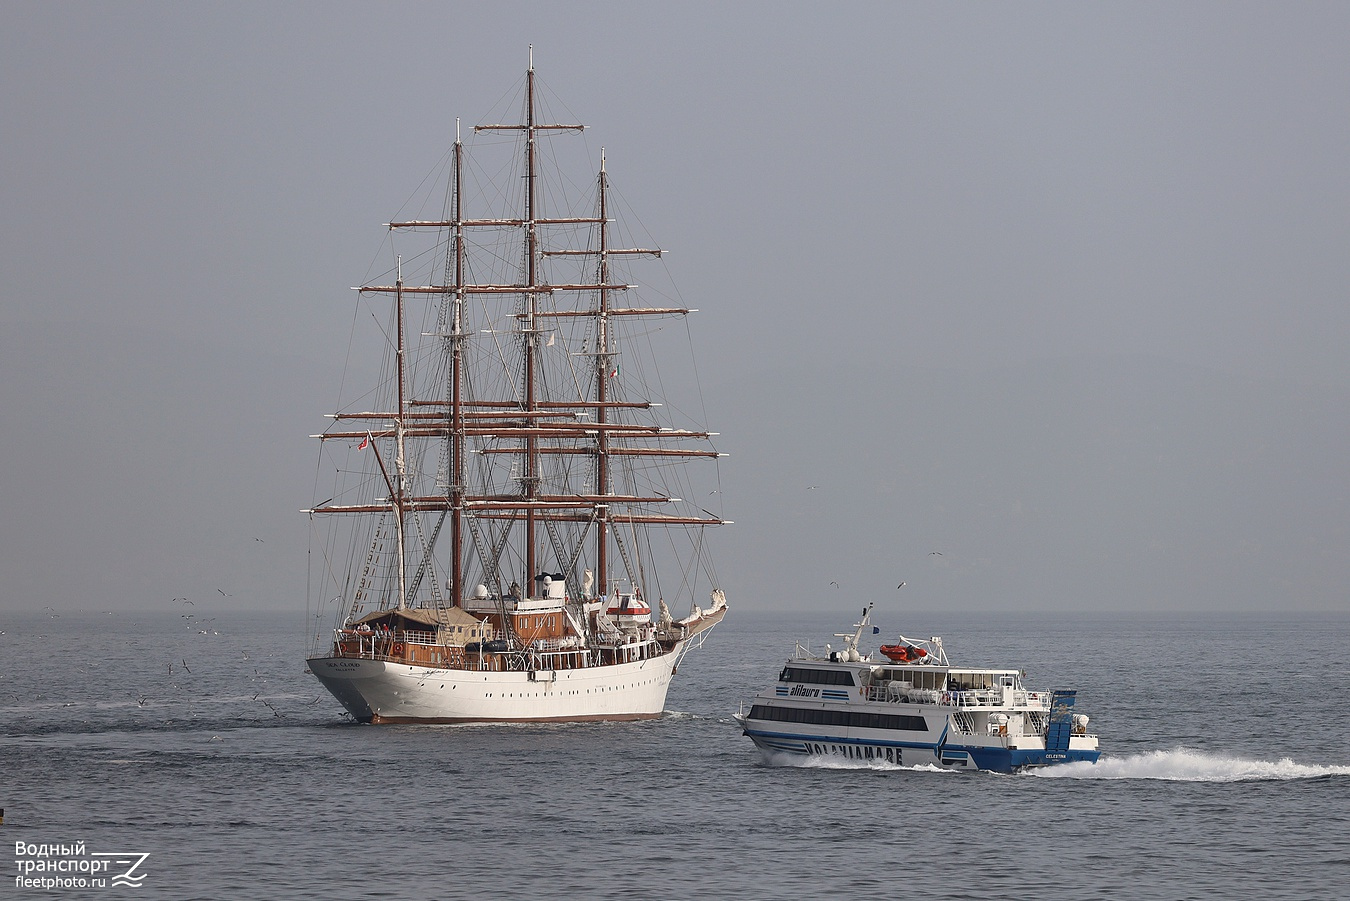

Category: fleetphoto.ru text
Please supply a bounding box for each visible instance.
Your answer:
[14,841,149,892]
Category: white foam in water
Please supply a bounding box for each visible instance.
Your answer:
[761,747,1350,781]
[1030,748,1350,782]
[760,749,951,774]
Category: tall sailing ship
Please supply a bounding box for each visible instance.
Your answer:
[306,56,728,724]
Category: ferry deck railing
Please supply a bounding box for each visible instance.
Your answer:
[863,685,1050,709]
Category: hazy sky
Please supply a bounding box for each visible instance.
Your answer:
[3,1,1347,616]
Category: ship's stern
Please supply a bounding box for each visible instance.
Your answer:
[308,656,381,722]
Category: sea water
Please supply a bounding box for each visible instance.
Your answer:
[2,609,1347,899]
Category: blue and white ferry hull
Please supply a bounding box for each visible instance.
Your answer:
[739,710,1100,774]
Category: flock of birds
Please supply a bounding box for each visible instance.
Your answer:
[3,591,325,731]
[0,533,335,733]
[146,594,324,723]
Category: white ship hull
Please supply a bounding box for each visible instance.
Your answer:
[309,646,682,724]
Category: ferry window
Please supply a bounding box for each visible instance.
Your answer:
[781,667,857,687]
[753,705,926,732]
[846,711,926,731]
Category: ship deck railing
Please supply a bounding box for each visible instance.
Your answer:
[864,686,1050,709]
[329,628,663,669]
[330,629,485,663]
[530,637,583,653]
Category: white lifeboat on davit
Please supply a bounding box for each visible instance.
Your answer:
[606,593,652,625]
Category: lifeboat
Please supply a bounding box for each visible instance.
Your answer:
[607,594,652,622]
[880,644,927,663]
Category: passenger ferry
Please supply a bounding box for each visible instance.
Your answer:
[737,605,1099,773]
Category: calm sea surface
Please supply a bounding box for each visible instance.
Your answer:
[2,608,1348,899]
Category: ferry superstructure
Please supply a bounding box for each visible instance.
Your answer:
[737,605,1099,773]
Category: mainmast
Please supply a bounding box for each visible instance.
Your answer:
[473,47,586,600]
[523,56,540,595]
[448,120,466,606]
[596,151,611,597]
[395,256,408,608]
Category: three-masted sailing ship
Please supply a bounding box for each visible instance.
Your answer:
[306,56,728,723]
